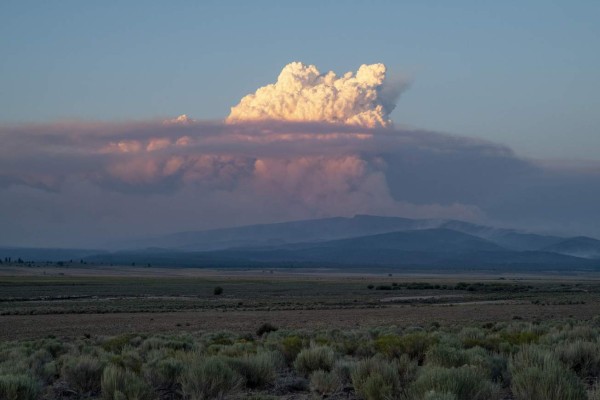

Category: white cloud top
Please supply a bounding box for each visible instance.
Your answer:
[227,62,396,127]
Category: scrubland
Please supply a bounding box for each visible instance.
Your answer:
[1,267,599,399]
[2,319,600,399]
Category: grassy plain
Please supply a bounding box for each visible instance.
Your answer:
[1,265,600,399]
[1,266,599,340]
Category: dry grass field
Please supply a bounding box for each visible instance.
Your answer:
[1,265,599,340]
[2,265,600,399]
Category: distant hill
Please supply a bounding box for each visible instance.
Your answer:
[122,214,568,252]
[4,215,600,271]
[543,237,600,259]
[290,228,506,253]
[86,228,600,271]
[438,220,564,251]
[120,215,434,251]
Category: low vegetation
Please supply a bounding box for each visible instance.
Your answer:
[0,317,599,399]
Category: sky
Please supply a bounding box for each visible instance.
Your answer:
[2,1,599,159]
[1,1,599,247]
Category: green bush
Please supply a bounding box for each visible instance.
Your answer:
[101,365,154,400]
[102,334,140,353]
[280,335,303,362]
[227,351,283,388]
[394,354,419,387]
[309,369,341,396]
[293,345,336,376]
[0,374,39,400]
[554,340,600,379]
[375,332,435,363]
[256,323,278,337]
[39,339,64,357]
[332,359,354,384]
[351,356,402,400]
[501,331,540,346]
[179,356,242,400]
[27,349,53,381]
[426,344,470,368]
[142,356,184,391]
[110,348,143,373]
[458,328,504,351]
[588,381,600,400]
[213,286,223,295]
[40,360,58,383]
[140,336,194,352]
[61,354,105,393]
[423,391,457,400]
[509,346,586,400]
[409,366,500,400]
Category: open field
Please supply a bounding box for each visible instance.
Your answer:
[1,266,600,340]
[1,266,600,399]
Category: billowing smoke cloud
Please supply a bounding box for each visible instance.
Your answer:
[0,62,599,246]
[227,62,402,127]
[2,116,599,247]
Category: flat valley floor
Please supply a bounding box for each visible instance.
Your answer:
[1,265,599,340]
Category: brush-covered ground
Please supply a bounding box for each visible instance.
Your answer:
[2,319,600,399]
[1,266,600,399]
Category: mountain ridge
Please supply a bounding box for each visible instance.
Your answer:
[3,215,600,271]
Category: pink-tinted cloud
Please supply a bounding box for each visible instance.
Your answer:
[0,117,598,246]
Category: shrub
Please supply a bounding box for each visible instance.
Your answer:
[280,335,303,362]
[142,357,184,391]
[426,344,469,368]
[395,354,419,387]
[41,361,58,383]
[423,391,457,400]
[40,338,66,358]
[332,359,354,384]
[509,346,586,400]
[488,354,509,384]
[101,365,154,400]
[110,348,143,373]
[102,333,140,353]
[216,342,255,357]
[227,351,283,388]
[375,332,435,363]
[213,286,223,295]
[409,366,500,400]
[141,336,194,352]
[256,323,278,337]
[61,355,105,394]
[351,356,402,400]
[294,346,336,376]
[27,349,52,377]
[355,372,395,400]
[206,332,235,346]
[179,356,242,400]
[428,341,506,381]
[589,381,600,400]
[0,374,39,400]
[309,370,341,396]
[500,331,540,346]
[27,349,57,382]
[554,340,600,379]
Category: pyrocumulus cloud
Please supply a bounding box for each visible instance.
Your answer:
[227,62,401,127]
[0,62,599,246]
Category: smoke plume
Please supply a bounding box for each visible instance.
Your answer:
[227,62,402,127]
[0,62,599,246]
